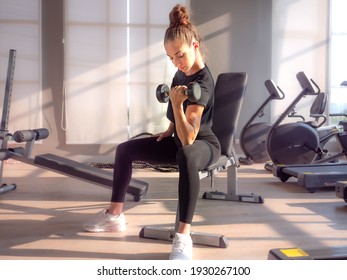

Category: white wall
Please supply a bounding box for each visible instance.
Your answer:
[271,0,329,123]
[192,0,273,139]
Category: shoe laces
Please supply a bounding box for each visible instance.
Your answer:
[172,236,188,253]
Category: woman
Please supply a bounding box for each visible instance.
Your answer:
[83,4,221,260]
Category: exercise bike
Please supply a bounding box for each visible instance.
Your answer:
[240,76,331,166]
[266,71,341,166]
[239,80,285,165]
[270,76,347,192]
[272,111,347,191]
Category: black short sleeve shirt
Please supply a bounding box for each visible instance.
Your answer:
[166,65,216,147]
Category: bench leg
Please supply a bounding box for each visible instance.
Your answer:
[203,164,264,203]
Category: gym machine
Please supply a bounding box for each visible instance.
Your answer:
[239,79,285,165]
[266,71,332,166]
[240,75,332,167]
[272,117,347,194]
[270,74,347,192]
[273,162,347,193]
[0,49,148,201]
[0,49,16,194]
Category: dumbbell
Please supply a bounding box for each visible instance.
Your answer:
[156,82,201,103]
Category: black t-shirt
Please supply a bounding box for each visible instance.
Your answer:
[166,65,219,148]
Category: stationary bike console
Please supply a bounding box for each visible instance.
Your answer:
[264,79,285,99]
[296,71,320,95]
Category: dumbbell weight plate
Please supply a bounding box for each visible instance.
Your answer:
[187,82,201,102]
[156,84,170,103]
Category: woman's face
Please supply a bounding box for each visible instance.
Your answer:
[165,40,198,75]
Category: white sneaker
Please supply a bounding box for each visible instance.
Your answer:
[169,233,193,260]
[83,209,126,232]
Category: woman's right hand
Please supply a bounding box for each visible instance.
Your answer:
[156,122,174,142]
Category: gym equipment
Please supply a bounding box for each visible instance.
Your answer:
[287,92,327,129]
[140,73,264,248]
[0,49,148,201]
[239,79,285,165]
[263,86,332,171]
[271,113,347,192]
[286,89,336,163]
[272,162,347,192]
[268,246,347,260]
[266,71,334,165]
[335,181,347,203]
[0,49,17,194]
[1,132,148,202]
[156,82,201,103]
[267,72,320,165]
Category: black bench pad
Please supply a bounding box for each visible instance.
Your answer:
[34,153,148,201]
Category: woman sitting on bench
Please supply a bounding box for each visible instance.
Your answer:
[83,4,221,260]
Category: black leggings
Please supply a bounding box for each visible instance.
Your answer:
[111,136,221,224]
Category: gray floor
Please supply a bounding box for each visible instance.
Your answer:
[1,160,346,260]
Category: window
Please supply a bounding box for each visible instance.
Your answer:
[64,0,187,144]
[0,0,42,132]
[329,0,347,122]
